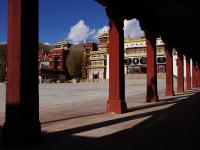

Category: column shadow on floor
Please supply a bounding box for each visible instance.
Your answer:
[0,126,2,142]
[174,88,200,96]
[128,89,198,113]
[42,88,198,127]
[42,91,200,150]
[1,89,200,150]
[41,91,200,150]
[41,112,105,127]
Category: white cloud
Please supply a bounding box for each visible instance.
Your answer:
[124,19,144,39]
[94,26,109,39]
[43,42,50,45]
[66,19,144,44]
[67,20,95,44]
[0,41,7,45]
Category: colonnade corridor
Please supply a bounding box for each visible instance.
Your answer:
[1,0,200,148]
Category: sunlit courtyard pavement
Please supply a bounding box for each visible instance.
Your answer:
[0,79,167,124]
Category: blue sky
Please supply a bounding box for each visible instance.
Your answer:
[0,0,108,44]
[0,0,144,45]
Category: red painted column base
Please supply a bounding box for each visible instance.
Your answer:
[146,95,158,103]
[165,90,174,97]
[2,121,41,146]
[186,78,191,91]
[107,100,127,114]
[197,69,200,87]
[177,88,184,93]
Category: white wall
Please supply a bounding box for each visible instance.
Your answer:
[106,54,109,79]
[173,54,192,78]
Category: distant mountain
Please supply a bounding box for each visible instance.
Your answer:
[0,44,7,64]
[38,43,53,51]
[0,42,53,64]
[0,44,7,81]
[0,44,7,56]
[0,43,53,82]
[0,43,53,53]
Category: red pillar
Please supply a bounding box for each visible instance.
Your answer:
[165,46,174,96]
[186,56,191,90]
[146,34,158,102]
[177,50,184,93]
[106,8,127,114]
[197,67,200,87]
[2,0,41,145]
[197,63,200,87]
[192,59,197,88]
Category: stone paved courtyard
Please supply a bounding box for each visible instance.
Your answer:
[0,79,169,124]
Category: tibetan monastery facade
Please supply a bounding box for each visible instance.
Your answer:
[83,42,107,80]
[84,32,167,80]
[124,37,166,75]
[38,41,71,83]
[83,32,109,80]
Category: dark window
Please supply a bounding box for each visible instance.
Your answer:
[157,57,166,64]
[140,57,147,64]
[124,58,132,65]
[132,58,139,65]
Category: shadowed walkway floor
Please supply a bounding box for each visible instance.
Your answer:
[0,88,200,149]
